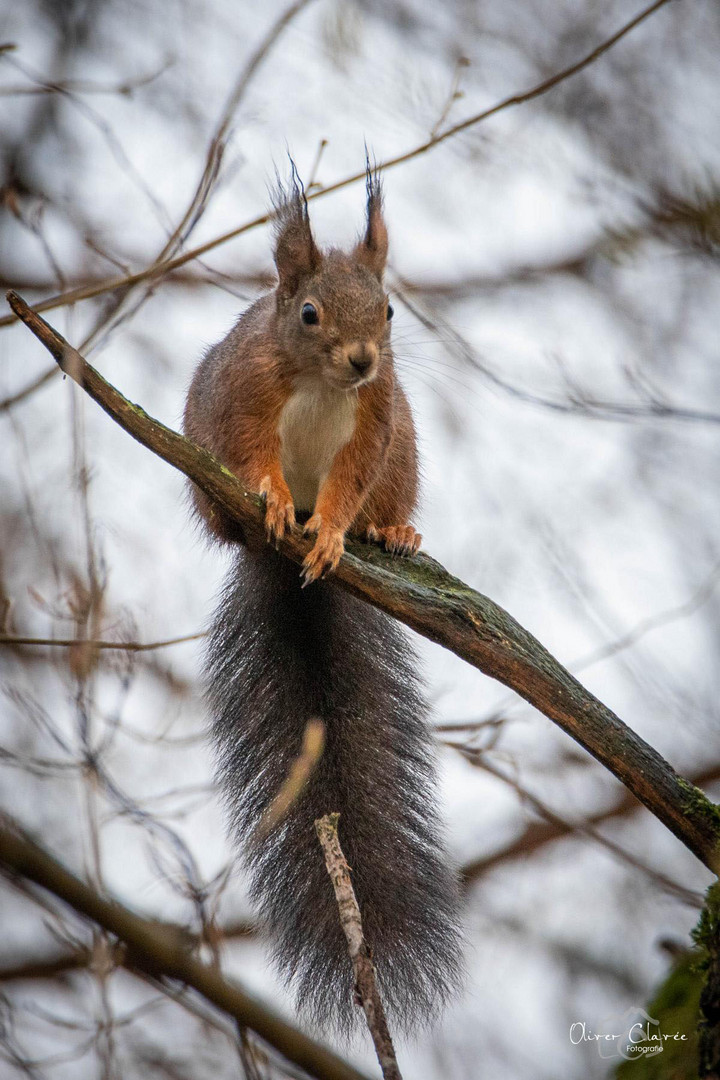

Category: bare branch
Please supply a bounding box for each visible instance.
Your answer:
[0,814,372,1080]
[452,750,704,906]
[315,814,402,1080]
[0,632,205,652]
[0,948,91,983]
[0,916,259,984]
[395,285,720,426]
[461,763,720,886]
[0,67,170,97]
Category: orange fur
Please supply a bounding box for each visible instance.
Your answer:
[183,176,419,582]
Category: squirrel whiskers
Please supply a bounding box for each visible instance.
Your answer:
[184,168,463,1035]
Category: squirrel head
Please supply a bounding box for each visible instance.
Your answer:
[272,170,393,390]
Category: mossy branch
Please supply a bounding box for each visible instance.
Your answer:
[6,289,720,875]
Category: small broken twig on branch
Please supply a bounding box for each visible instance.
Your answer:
[315,814,402,1080]
[0,814,371,1080]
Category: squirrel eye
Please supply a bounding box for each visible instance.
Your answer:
[386,303,394,321]
[301,302,319,325]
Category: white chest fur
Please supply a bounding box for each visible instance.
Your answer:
[278,384,358,511]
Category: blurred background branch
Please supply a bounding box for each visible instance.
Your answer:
[0,814,372,1080]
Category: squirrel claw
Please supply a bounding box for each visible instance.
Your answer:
[303,512,323,538]
[259,476,295,545]
[365,523,421,557]
[301,524,345,586]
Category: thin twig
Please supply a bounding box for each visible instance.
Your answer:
[0,366,56,412]
[0,63,172,97]
[0,631,205,652]
[147,0,315,283]
[450,748,704,905]
[570,562,720,670]
[395,284,720,426]
[315,814,402,1080]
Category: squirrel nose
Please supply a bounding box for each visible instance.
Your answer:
[347,344,376,376]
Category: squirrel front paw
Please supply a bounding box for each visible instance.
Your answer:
[259,475,295,545]
[302,515,344,585]
[365,523,422,557]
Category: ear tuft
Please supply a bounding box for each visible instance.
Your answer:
[272,161,321,301]
[354,157,388,280]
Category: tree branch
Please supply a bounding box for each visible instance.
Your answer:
[6,288,720,876]
[461,763,720,886]
[0,814,372,1080]
[0,918,259,984]
[454,751,702,906]
[315,815,402,1080]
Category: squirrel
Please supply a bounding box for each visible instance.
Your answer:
[183,169,463,1036]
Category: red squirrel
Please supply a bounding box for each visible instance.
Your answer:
[184,170,462,1035]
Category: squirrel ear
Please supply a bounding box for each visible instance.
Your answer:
[272,169,321,300]
[355,169,388,280]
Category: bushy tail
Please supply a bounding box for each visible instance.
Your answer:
[205,547,463,1036]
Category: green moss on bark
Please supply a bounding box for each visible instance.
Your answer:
[614,951,701,1080]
